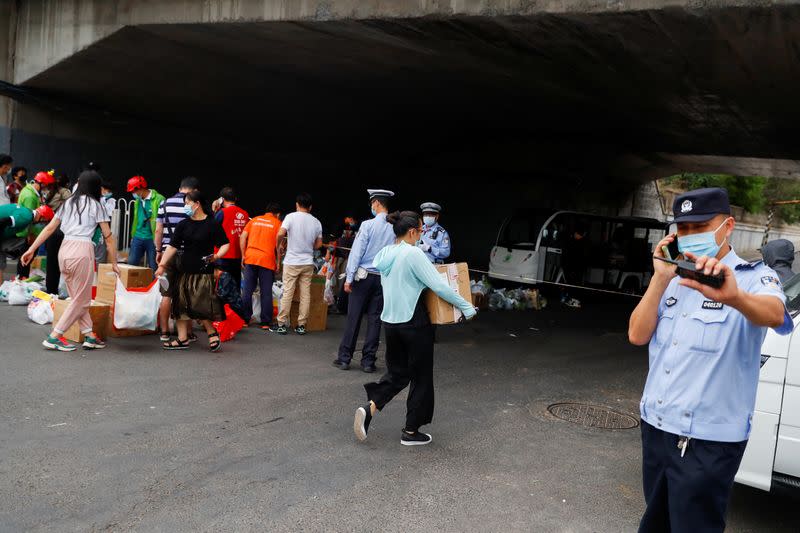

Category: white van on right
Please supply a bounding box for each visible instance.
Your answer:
[736,273,800,494]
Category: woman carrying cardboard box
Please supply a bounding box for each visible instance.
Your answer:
[353,210,477,447]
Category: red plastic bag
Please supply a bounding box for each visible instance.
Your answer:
[213,304,245,342]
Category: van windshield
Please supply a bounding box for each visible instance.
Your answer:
[783,274,800,315]
[497,210,553,251]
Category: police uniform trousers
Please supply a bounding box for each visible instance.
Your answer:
[364,298,434,432]
[639,420,747,533]
[337,274,383,366]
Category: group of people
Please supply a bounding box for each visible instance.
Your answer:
[5,152,799,530]
[3,161,473,446]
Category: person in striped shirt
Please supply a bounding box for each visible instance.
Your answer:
[155,176,199,341]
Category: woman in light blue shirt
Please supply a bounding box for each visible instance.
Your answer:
[353,210,476,446]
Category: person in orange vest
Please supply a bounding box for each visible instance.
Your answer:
[214,187,250,287]
[240,201,282,328]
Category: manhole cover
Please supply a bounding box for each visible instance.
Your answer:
[547,402,639,430]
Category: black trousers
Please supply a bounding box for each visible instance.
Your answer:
[45,229,64,294]
[364,302,435,432]
[337,275,383,366]
[638,420,747,533]
[215,258,242,288]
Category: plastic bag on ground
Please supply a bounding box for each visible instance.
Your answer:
[113,277,162,330]
[213,304,246,342]
[272,282,283,313]
[0,280,12,302]
[8,281,33,305]
[251,289,261,323]
[27,298,53,325]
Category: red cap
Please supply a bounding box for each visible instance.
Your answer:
[126,175,148,192]
[34,171,56,186]
[34,205,55,222]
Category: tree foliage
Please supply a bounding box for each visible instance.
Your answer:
[661,174,800,224]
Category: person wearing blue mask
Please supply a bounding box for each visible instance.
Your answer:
[333,189,396,372]
[628,187,793,532]
[418,202,450,263]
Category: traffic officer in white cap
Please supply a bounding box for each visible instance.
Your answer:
[334,189,396,372]
[419,202,450,264]
[629,187,793,532]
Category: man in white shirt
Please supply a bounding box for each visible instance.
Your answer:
[271,192,323,335]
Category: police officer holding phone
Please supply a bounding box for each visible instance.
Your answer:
[628,187,793,532]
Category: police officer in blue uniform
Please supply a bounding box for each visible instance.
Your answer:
[334,189,397,372]
[629,188,793,532]
[418,202,450,263]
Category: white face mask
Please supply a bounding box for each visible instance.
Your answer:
[423,216,436,226]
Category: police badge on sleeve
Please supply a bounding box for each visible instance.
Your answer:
[761,276,782,290]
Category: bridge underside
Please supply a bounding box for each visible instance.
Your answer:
[4,5,800,264]
[14,6,800,183]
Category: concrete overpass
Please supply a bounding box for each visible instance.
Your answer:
[3,0,800,264]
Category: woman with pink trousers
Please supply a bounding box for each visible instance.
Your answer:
[22,170,120,351]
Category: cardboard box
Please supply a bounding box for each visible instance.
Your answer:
[289,301,328,332]
[53,299,111,343]
[31,256,47,271]
[291,274,325,304]
[425,263,472,325]
[96,263,153,304]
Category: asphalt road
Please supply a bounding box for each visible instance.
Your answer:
[0,297,797,532]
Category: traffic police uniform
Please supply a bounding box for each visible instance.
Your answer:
[639,188,793,532]
[335,189,397,371]
[419,202,450,263]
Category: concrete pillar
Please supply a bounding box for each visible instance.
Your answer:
[0,0,18,153]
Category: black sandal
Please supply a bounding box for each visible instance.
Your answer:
[163,338,190,350]
[208,330,221,352]
[159,331,171,342]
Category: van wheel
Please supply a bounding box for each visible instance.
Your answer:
[621,278,641,295]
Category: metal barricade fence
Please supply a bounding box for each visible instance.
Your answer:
[113,198,134,254]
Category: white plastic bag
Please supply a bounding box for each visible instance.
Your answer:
[252,289,261,323]
[272,282,283,313]
[27,298,53,325]
[324,277,335,306]
[8,282,31,305]
[0,280,12,302]
[113,277,162,330]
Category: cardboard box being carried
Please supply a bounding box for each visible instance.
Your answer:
[425,263,472,325]
[95,263,155,337]
[95,263,153,304]
[53,299,111,343]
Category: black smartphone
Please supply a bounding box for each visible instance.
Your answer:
[661,236,680,260]
[653,256,725,288]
